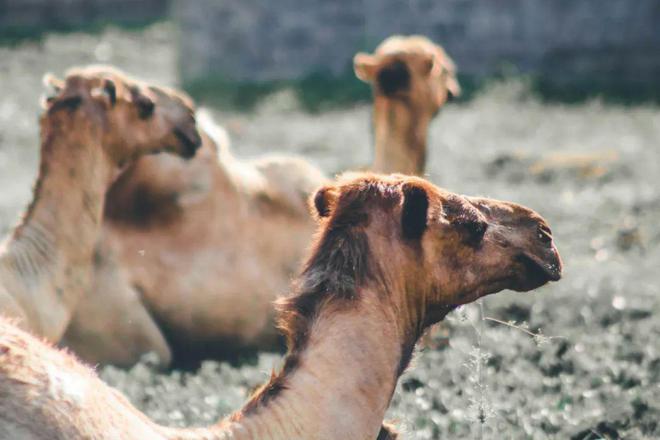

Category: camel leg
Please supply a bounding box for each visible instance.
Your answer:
[61,246,172,368]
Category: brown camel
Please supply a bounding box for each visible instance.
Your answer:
[354,35,461,175]
[63,37,460,367]
[0,173,562,439]
[0,65,201,344]
[62,112,326,367]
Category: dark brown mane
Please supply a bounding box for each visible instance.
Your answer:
[237,178,399,417]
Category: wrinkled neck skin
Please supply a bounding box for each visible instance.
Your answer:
[164,288,409,440]
[0,112,113,340]
[372,95,431,176]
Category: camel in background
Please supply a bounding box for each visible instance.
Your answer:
[354,35,461,175]
[62,111,326,367]
[0,66,201,347]
[0,173,562,439]
[63,36,461,367]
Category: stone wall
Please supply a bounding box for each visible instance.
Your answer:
[0,0,169,37]
[176,0,660,95]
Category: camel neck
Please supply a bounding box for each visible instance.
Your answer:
[0,111,113,338]
[372,96,430,176]
[164,290,403,440]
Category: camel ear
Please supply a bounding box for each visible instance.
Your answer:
[401,182,429,240]
[311,185,338,219]
[130,87,155,119]
[354,53,380,83]
[42,73,64,92]
[436,51,461,98]
[103,79,117,106]
[420,53,436,76]
[446,75,461,99]
[91,79,117,107]
[41,73,64,108]
[443,59,461,98]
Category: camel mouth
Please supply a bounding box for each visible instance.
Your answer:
[514,253,561,291]
[173,126,202,159]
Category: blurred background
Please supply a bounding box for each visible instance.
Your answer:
[1,1,659,439]
[3,0,660,106]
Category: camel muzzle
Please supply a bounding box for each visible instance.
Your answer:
[174,126,202,159]
[514,244,562,291]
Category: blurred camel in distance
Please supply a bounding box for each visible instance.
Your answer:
[63,110,326,367]
[0,173,562,440]
[354,35,461,175]
[0,66,201,353]
[354,35,461,176]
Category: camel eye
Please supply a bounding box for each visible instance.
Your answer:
[130,86,155,119]
[461,219,488,246]
[537,224,552,243]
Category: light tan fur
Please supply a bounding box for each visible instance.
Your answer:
[354,35,461,175]
[0,173,562,440]
[62,112,326,366]
[64,38,460,367]
[0,66,201,343]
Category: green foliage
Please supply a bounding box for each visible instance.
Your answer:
[0,18,166,46]
[183,70,372,113]
[185,68,660,114]
[533,76,660,105]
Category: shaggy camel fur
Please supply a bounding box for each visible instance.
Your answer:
[62,112,326,367]
[354,35,461,175]
[0,173,562,439]
[0,66,201,343]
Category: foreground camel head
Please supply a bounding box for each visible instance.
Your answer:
[310,173,562,326]
[43,65,201,163]
[354,35,461,115]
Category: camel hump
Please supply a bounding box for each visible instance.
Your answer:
[196,108,232,156]
[252,155,328,217]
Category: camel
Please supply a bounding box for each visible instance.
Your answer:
[61,111,326,367]
[354,35,461,176]
[0,65,201,344]
[61,36,460,367]
[0,173,562,440]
